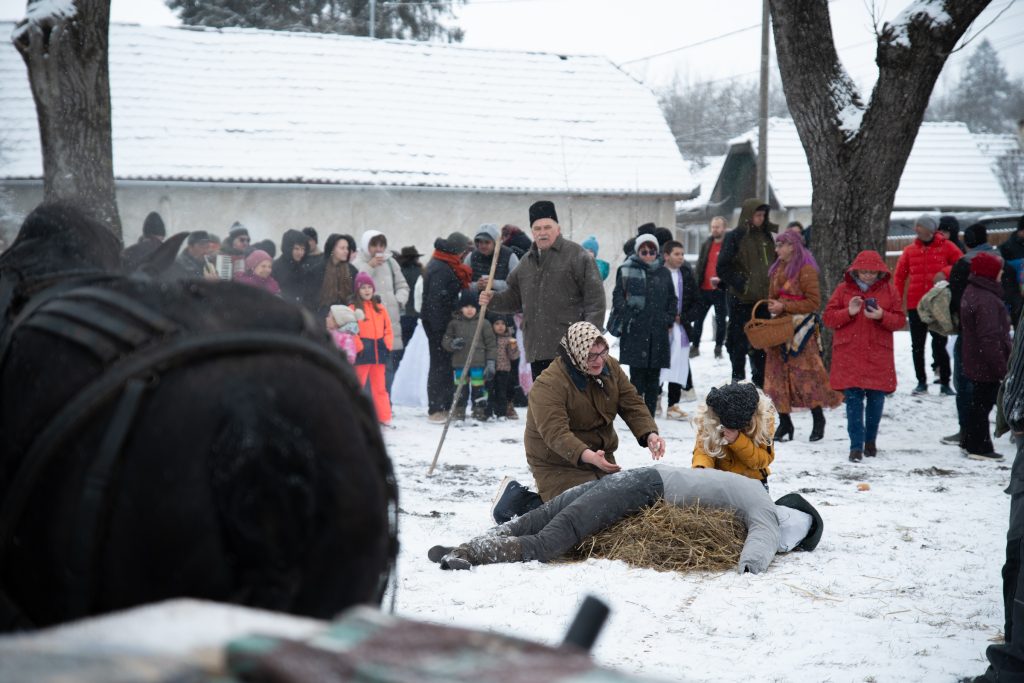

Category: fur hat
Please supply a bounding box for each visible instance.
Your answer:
[636,222,657,236]
[654,227,673,246]
[964,223,988,249]
[143,211,166,237]
[244,249,272,272]
[938,215,959,235]
[355,272,376,292]
[529,201,558,226]
[581,235,599,255]
[330,304,365,327]
[971,252,1002,280]
[915,214,937,233]
[459,289,479,309]
[774,493,823,551]
[705,382,759,429]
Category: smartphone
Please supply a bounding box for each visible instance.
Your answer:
[865,297,878,311]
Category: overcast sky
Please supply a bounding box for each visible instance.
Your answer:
[1,0,1021,94]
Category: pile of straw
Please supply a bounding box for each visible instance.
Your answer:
[569,501,746,572]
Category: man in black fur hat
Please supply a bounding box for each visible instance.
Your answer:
[480,201,605,380]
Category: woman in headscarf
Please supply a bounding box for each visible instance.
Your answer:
[489,322,667,524]
[763,230,843,442]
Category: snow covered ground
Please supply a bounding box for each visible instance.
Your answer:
[383,331,1009,682]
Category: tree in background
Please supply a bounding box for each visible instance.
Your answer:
[659,74,790,165]
[166,0,465,42]
[12,0,122,239]
[927,38,1024,134]
[769,0,991,308]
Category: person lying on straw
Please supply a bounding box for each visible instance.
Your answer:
[428,466,822,574]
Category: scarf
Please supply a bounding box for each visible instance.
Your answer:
[558,321,609,388]
[319,259,353,308]
[619,254,651,312]
[431,249,473,289]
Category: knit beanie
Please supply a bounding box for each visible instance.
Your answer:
[916,214,937,233]
[355,272,376,292]
[971,252,1002,280]
[244,249,272,272]
[963,223,988,249]
[581,235,599,256]
[634,234,659,253]
[459,289,479,308]
[705,382,759,429]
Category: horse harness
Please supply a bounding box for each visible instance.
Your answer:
[0,277,359,630]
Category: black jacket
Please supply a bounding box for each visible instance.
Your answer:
[1000,233,1024,325]
[421,244,465,338]
[611,260,677,369]
[273,229,322,311]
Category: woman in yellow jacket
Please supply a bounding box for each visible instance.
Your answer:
[692,381,776,490]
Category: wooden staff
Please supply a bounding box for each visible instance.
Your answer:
[427,242,502,476]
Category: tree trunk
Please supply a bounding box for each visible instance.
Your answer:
[768,0,991,361]
[13,0,122,240]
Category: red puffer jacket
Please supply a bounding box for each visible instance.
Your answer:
[824,251,907,393]
[892,232,963,310]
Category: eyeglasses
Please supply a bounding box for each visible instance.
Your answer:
[638,247,658,256]
[587,349,610,362]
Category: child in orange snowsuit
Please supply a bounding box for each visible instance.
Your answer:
[352,272,393,425]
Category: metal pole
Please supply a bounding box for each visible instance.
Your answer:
[756,0,770,203]
[369,0,375,38]
[427,244,502,476]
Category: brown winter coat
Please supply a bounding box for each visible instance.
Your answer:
[487,235,606,362]
[524,355,657,501]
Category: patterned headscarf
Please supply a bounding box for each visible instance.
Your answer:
[559,322,608,375]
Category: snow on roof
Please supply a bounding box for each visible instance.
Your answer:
[728,118,1010,210]
[0,22,694,196]
[675,155,725,212]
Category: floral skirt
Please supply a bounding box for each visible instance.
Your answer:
[764,342,844,413]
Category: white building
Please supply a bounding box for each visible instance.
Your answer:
[0,23,695,258]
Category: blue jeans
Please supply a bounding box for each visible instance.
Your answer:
[844,388,885,450]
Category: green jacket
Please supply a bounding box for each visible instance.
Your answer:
[716,198,779,304]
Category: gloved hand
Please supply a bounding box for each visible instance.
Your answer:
[484,359,496,381]
[450,337,466,350]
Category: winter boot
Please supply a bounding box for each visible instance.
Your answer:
[864,441,877,457]
[849,449,863,463]
[775,413,795,442]
[452,404,466,421]
[472,403,490,422]
[809,407,825,442]
[438,536,523,570]
[505,404,518,420]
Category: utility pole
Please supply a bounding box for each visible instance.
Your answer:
[369,0,375,38]
[756,0,769,204]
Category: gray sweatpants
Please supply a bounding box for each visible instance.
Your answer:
[500,468,664,563]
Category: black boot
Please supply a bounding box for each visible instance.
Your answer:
[810,407,825,442]
[775,413,794,442]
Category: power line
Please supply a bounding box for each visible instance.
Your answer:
[618,24,761,65]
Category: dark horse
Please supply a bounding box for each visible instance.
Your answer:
[0,203,398,631]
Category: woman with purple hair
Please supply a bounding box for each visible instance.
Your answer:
[764,230,843,441]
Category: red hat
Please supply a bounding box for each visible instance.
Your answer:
[971,252,1002,280]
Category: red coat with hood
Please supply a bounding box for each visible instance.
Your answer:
[892,232,962,310]
[824,251,907,393]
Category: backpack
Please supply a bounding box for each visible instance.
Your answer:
[916,280,956,336]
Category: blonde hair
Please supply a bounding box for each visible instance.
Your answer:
[692,383,777,458]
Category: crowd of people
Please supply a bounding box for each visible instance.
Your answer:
[109,199,1024,679]
[123,203,1023,466]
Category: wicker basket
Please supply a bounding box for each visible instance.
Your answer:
[743,300,793,350]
